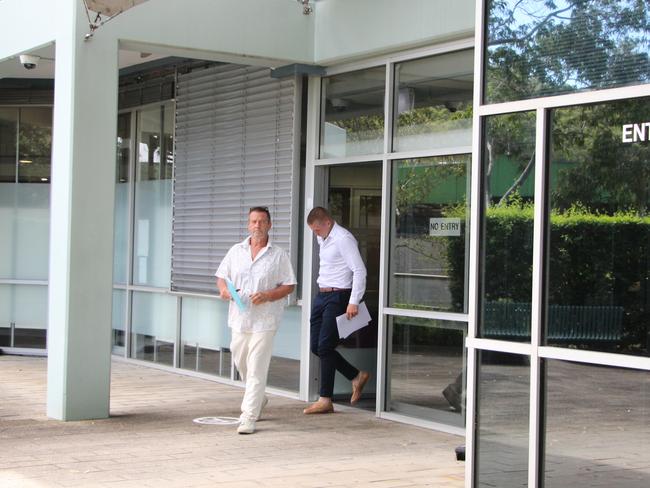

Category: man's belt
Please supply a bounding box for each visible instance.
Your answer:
[319,287,351,293]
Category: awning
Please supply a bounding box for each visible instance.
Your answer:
[85,0,149,18]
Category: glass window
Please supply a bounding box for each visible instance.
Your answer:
[18,108,52,183]
[114,112,131,285]
[393,50,473,152]
[0,182,50,280]
[0,108,17,183]
[267,306,301,392]
[480,112,536,341]
[130,291,177,365]
[112,288,126,354]
[133,104,173,288]
[389,155,470,312]
[485,0,650,103]
[136,105,172,181]
[320,67,386,158]
[116,112,130,183]
[544,360,650,487]
[475,351,530,488]
[0,284,48,349]
[180,296,232,378]
[547,98,650,356]
[387,315,466,425]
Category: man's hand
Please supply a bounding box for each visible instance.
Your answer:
[346,303,359,320]
[250,291,270,305]
[216,278,231,301]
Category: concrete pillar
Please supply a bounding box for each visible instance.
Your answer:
[47,0,118,420]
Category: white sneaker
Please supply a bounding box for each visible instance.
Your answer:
[237,418,255,435]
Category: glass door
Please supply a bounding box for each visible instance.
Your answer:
[328,162,382,410]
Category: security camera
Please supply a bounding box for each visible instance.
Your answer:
[19,54,40,70]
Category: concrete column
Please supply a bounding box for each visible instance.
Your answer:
[47,0,118,420]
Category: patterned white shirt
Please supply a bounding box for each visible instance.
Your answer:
[316,222,367,305]
[215,237,297,333]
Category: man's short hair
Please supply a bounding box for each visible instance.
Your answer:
[307,206,332,225]
[249,206,271,222]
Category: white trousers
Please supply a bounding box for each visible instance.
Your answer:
[231,329,276,422]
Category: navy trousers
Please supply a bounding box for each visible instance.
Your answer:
[310,290,359,398]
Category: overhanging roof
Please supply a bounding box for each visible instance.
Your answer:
[85,0,150,17]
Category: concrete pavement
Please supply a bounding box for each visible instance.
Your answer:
[0,355,465,487]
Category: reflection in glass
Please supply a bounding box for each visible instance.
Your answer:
[544,360,650,488]
[480,112,536,341]
[116,113,130,183]
[320,67,385,158]
[476,351,529,488]
[112,289,126,354]
[389,155,469,312]
[548,98,650,356]
[114,112,131,285]
[17,108,52,183]
[0,108,17,182]
[137,105,172,181]
[133,104,173,287]
[393,50,473,152]
[387,316,466,425]
[485,0,650,103]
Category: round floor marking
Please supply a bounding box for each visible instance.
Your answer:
[193,416,240,425]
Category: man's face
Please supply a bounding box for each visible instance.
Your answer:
[248,211,272,240]
[308,219,331,239]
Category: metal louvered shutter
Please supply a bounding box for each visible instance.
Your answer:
[172,64,297,294]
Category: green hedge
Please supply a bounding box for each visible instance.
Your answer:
[447,205,650,351]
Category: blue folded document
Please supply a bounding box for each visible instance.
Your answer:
[226,279,247,312]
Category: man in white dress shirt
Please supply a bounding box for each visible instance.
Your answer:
[303,206,370,414]
[216,207,296,434]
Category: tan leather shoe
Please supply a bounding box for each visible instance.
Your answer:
[303,399,334,414]
[351,371,370,405]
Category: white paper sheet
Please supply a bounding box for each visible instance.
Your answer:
[336,301,371,339]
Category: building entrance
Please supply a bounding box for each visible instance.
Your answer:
[327,162,381,410]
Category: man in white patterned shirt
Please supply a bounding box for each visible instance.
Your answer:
[216,207,296,434]
[303,206,370,414]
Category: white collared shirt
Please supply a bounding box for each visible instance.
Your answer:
[316,222,367,305]
[215,237,297,333]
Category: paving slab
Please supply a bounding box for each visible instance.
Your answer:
[0,356,464,487]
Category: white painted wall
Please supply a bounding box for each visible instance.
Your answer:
[313,0,475,65]
[98,0,315,66]
[1,0,474,72]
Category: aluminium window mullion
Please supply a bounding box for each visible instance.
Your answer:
[14,107,19,183]
[300,75,323,402]
[124,109,137,359]
[478,82,650,118]
[466,0,488,484]
[539,346,650,371]
[315,146,474,167]
[527,107,549,488]
[383,307,468,323]
[376,60,394,416]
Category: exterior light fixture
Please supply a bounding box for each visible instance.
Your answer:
[297,0,313,15]
[19,159,33,164]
